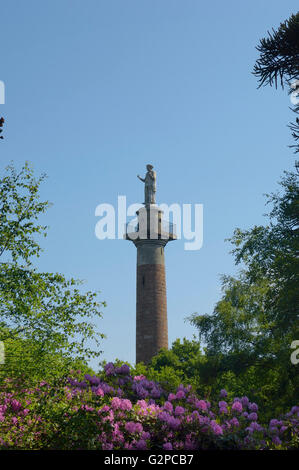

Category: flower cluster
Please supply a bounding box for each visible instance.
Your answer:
[0,366,298,450]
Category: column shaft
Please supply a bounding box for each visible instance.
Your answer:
[136,241,168,364]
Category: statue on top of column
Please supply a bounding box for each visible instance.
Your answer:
[137,164,156,205]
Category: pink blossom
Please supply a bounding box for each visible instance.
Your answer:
[125,421,143,434]
[175,406,185,416]
[163,442,173,450]
[95,387,104,397]
[232,401,243,413]
[134,375,146,381]
[163,401,173,413]
[176,390,185,399]
[196,400,208,411]
[168,393,176,401]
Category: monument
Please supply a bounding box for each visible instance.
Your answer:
[137,164,157,204]
[125,165,176,364]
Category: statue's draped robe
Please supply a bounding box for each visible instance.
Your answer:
[144,170,156,204]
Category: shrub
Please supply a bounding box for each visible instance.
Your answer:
[0,363,298,450]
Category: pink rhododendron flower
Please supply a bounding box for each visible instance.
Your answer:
[163,442,173,450]
[163,401,173,413]
[196,400,208,411]
[175,406,185,416]
[232,402,243,413]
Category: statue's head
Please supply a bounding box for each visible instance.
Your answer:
[146,164,154,171]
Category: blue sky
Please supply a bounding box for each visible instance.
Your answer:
[1,1,297,368]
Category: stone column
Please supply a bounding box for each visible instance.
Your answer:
[126,204,176,364]
[135,239,168,364]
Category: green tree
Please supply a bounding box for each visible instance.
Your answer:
[189,170,299,417]
[132,338,209,397]
[0,326,95,382]
[184,13,299,418]
[253,12,299,153]
[0,162,105,382]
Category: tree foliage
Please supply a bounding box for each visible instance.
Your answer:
[134,338,207,395]
[188,170,299,417]
[0,162,105,382]
[253,12,299,153]
[253,12,299,88]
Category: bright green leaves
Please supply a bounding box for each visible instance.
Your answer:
[0,162,106,383]
[0,162,49,263]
